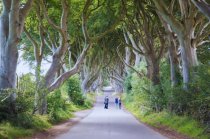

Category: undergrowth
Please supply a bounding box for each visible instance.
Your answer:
[123,94,210,139]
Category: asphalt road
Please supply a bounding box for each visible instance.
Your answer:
[56,91,168,139]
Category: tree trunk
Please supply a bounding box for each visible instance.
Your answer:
[0,0,33,90]
[125,47,131,73]
[114,82,123,93]
[146,59,152,80]
[0,14,18,89]
[152,61,160,85]
[191,46,198,66]
[45,56,62,87]
[134,52,141,67]
[168,42,179,86]
[146,56,160,85]
[33,61,42,113]
[81,75,89,94]
[178,36,196,89]
[41,55,62,114]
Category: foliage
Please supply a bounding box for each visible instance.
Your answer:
[123,72,210,138]
[103,79,110,87]
[125,70,166,113]
[0,89,34,122]
[47,84,95,123]
[47,89,73,123]
[0,122,33,139]
[0,114,51,139]
[160,64,210,122]
[123,72,152,116]
[197,44,210,64]
[66,75,85,106]
[83,93,96,109]
[123,61,210,138]
[124,73,132,93]
[187,65,210,122]
[13,113,51,130]
[125,100,209,139]
[0,74,36,123]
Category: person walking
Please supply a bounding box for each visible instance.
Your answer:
[118,97,122,109]
[104,96,109,109]
[115,97,118,108]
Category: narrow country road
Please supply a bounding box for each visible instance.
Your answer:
[56,89,168,139]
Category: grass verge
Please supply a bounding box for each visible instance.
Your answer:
[0,122,33,139]
[0,115,51,139]
[0,93,96,139]
[124,102,210,139]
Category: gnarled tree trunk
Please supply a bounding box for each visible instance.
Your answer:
[0,0,33,90]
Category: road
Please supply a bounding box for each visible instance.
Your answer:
[56,91,167,139]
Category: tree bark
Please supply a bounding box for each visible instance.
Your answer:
[134,53,141,67]
[146,57,160,85]
[125,47,131,73]
[0,0,33,89]
[81,73,89,94]
[123,30,132,73]
[33,61,41,113]
[153,0,200,89]
[0,16,18,89]
[178,36,192,89]
[191,0,210,20]
[0,38,18,89]
[168,41,179,86]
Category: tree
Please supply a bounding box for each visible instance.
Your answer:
[192,0,210,20]
[21,0,124,114]
[0,0,33,89]
[122,0,166,85]
[152,0,210,89]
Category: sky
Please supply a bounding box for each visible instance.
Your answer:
[17,50,51,76]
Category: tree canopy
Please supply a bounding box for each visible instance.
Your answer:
[0,0,210,134]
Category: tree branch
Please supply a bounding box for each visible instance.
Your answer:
[48,44,92,92]
[192,0,210,21]
[152,0,184,36]
[116,45,144,77]
[40,0,65,47]
[109,76,124,83]
[20,0,34,19]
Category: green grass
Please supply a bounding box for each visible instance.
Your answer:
[0,122,33,139]
[84,93,96,108]
[0,93,96,139]
[32,115,52,130]
[48,104,85,124]
[124,102,210,139]
[0,114,51,139]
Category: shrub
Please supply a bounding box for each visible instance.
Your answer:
[124,73,132,94]
[0,122,33,139]
[160,63,210,123]
[125,60,210,123]
[0,89,34,122]
[66,75,85,106]
[47,89,72,123]
[187,65,210,122]
[124,72,152,114]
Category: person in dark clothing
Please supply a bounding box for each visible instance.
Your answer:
[115,97,118,108]
[104,96,109,109]
[118,97,122,109]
